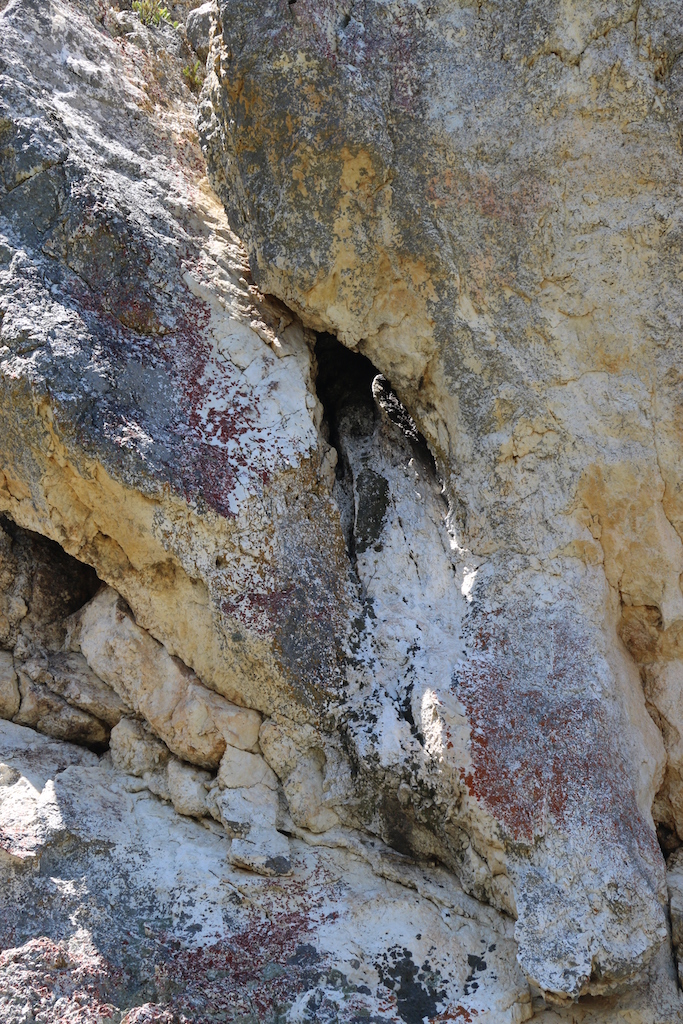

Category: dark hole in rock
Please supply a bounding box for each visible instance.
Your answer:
[314,332,437,562]
[1,514,107,752]
[0,514,101,644]
[656,820,681,859]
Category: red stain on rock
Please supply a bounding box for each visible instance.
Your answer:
[0,937,127,1023]
[427,169,542,226]
[455,607,659,861]
[222,585,296,637]
[55,217,285,520]
[434,1007,478,1022]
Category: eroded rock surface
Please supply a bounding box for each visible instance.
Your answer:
[0,720,534,1023]
[0,0,682,1019]
[199,0,683,1003]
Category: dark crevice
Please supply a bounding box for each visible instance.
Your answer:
[0,514,101,619]
[314,333,378,461]
[0,513,108,754]
[313,332,439,563]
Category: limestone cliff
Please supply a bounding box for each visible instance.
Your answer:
[0,0,682,1021]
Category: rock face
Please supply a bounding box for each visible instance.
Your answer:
[0,0,682,1019]
[74,585,262,767]
[198,0,683,1004]
[0,720,537,1024]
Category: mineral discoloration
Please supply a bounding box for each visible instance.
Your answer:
[0,721,533,1024]
[200,0,683,1002]
[0,0,682,1018]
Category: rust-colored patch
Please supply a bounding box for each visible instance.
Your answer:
[455,605,659,861]
[427,169,542,227]
[433,1007,478,1022]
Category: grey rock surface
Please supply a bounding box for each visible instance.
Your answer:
[185,0,214,62]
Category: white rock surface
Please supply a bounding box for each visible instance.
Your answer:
[0,719,534,1023]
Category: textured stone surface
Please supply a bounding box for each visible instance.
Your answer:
[42,650,131,727]
[185,0,214,62]
[669,847,683,987]
[14,667,109,748]
[76,586,262,767]
[199,0,683,1001]
[0,0,682,1017]
[0,720,534,1023]
[0,653,20,720]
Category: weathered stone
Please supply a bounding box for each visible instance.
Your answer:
[77,587,262,768]
[669,848,683,987]
[109,717,171,777]
[43,651,131,726]
[197,0,683,1000]
[14,669,109,748]
[166,757,212,818]
[0,0,682,1015]
[0,719,98,868]
[185,1,214,62]
[210,781,279,836]
[228,826,292,877]
[216,743,278,790]
[0,652,19,720]
[260,715,339,833]
[0,720,535,1023]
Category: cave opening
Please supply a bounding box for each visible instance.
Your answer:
[313,332,438,561]
[0,513,108,752]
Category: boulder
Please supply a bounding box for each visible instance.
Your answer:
[185,1,214,63]
[669,848,683,986]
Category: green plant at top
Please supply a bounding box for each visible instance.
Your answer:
[132,0,179,29]
[183,59,204,94]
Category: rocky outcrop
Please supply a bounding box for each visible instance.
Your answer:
[73,585,262,767]
[198,0,683,1004]
[0,0,682,1019]
[0,720,537,1023]
[0,515,121,746]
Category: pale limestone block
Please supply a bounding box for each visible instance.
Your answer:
[45,653,130,727]
[259,717,338,833]
[216,745,277,791]
[14,671,108,747]
[78,587,261,769]
[0,651,20,720]
[166,758,212,818]
[211,782,279,837]
[109,718,171,777]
